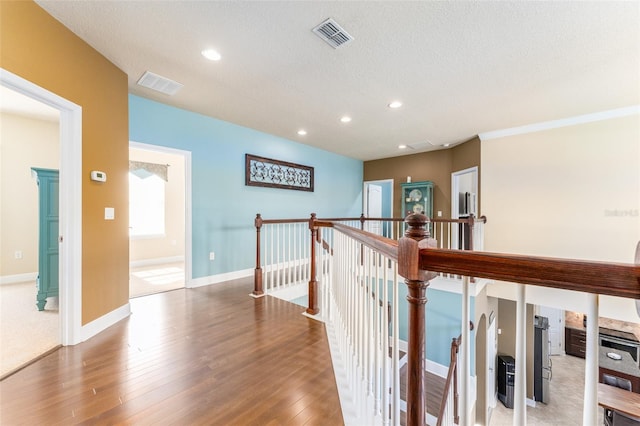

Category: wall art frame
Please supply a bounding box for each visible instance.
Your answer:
[245,154,314,192]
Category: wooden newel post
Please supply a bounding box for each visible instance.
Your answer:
[307,213,319,315]
[253,214,264,296]
[398,213,438,426]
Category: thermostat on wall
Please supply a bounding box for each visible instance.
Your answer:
[90,170,107,182]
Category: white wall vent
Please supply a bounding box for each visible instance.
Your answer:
[312,18,354,49]
[136,71,183,96]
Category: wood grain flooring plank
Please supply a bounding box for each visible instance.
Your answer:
[0,278,343,425]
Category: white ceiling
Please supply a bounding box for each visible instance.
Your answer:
[34,1,640,161]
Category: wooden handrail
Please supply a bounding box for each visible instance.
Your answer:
[437,322,473,426]
[417,248,640,299]
[254,213,638,426]
[437,336,460,426]
[320,222,399,261]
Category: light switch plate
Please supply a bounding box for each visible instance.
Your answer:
[105,207,115,220]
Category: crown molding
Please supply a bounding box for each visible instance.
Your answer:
[479,105,640,141]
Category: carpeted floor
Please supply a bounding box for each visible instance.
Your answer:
[0,280,59,378]
[0,262,184,378]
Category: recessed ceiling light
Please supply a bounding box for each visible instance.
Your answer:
[201,49,221,61]
[340,116,352,123]
[388,101,403,109]
[443,143,451,147]
[398,144,407,149]
[297,129,307,136]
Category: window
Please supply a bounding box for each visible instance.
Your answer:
[129,172,165,237]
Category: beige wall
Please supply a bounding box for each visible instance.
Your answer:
[481,114,639,262]
[363,137,481,219]
[129,147,185,262]
[1,1,129,324]
[482,113,640,324]
[0,112,59,276]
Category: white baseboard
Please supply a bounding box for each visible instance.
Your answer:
[189,267,253,288]
[0,272,38,285]
[129,256,184,268]
[81,302,131,342]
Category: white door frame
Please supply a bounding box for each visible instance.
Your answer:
[451,166,479,249]
[363,179,394,237]
[487,313,498,419]
[1,68,83,345]
[129,141,193,288]
[363,179,393,217]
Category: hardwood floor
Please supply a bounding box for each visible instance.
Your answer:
[0,277,344,425]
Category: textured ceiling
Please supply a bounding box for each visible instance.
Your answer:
[34,1,640,161]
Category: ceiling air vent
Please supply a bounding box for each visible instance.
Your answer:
[312,18,354,49]
[136,71,183,96]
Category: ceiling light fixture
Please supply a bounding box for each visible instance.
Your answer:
[340,116,352,123]
[398,144,407,149]
[297,129,307,136]
[201,49,221,61]
[444,143,451,147]
[388,101,403,109]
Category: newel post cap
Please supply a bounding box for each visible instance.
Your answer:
[399,213,438,281]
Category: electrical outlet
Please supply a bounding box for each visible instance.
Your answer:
[14,250,23,259]
[209,252,215,260]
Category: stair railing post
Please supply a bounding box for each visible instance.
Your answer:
[398,213,438,426]
[307,213,319,315]
[253,213,264,296]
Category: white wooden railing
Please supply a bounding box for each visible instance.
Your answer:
[329,230,402,425]
[252,214,487,425]
[253,214,486,298]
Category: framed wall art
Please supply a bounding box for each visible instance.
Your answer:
[245,154,314,192]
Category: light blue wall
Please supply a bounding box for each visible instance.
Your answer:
[392,283,475,372]
[129,95,363,279]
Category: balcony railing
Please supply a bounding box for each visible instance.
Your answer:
[253,212,640,426]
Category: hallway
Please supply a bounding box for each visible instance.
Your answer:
[0,277,343,424]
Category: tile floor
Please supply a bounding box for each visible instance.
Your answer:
[489,354,604,426]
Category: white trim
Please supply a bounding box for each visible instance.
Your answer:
[426,359,449,378]
[189,267,253,288]
[363,178,394,216]
[0,272,38,285]
[130,256,184,268]
[1,68,83,346]
[479,105,640,140]
[80,303,131,342]
[268,282,307,301]
[429,275,488,297]
[129,141,193,292]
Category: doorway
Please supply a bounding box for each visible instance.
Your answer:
[0,69,82,376]
[538,305,564,356]
[129,142,191,298]
[363,179,393,237]
[451,167,478,249]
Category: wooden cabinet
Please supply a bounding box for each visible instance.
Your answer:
[565,327,586,358]
[31,168,59,311]
[400,181,434,220]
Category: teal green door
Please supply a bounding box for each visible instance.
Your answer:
[31,168,59,311]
